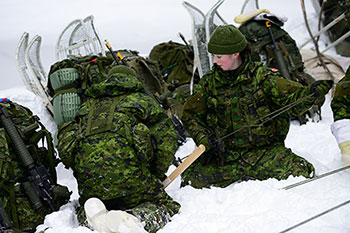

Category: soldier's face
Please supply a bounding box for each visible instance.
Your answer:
[212,53,241,71]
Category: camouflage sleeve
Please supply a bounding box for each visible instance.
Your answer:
[259,66,316,117]
[331,68,350,121]
[56,121,79,168]
[182,76,213,149]
[130,93,179,179]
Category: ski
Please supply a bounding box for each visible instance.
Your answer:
[204,0,227,69]
[162,144,206,189]
[183,1,227,78]
[299,12,347,49]
[56,15,105,61]
[282,164,350,190]
[16,32,53,114]
[183,1,208,78]
[16,32,35,93]
[24,35,53,114]
[321,29,350,54]
[240,0,260,14]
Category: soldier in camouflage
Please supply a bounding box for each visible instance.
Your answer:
[181,25,333,189]
[331,65,350,167]
[0,99,70,232]
[57,65,180,233]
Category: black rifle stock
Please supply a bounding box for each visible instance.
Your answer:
[0,105,56,211]
[265,20,292,80]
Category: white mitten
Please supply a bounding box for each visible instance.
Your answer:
[84,197,110,233]
[331,119,350,166]
[106,210,146,233]
[84,197,146,233]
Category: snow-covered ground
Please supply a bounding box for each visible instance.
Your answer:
[1,0,350,232]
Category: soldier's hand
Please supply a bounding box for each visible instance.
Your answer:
[310,80,333,98]
[340,142,350,166]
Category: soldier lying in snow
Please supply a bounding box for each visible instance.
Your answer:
[56,66,180,233]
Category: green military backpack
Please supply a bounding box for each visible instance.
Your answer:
[113,49,165,97]
[0,98,70,232]
[48,55,116,125]
[238,16,315,86]
[48,51,166,126]
[149,41,200,90]
[149,41,200,119]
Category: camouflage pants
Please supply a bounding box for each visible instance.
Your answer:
[181,143,315,189]
[75,135,180,232]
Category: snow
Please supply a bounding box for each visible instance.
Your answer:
[1,0,350,232]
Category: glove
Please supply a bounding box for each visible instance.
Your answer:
[199,135,225,165]
[310,80,333,98]
[331,119,350,167]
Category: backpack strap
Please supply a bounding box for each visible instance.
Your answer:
[0,175,20,229]
[28,123,57,182]
[85,95,125,137]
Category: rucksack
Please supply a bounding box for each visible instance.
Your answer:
[149,41,200,119]
[48,55,116,125]
[48,51,167,125]
[0,98,70,232]
[114,49,165,97]
[48,51,187,143]
[149,41,200,90]
[238,17,315,86]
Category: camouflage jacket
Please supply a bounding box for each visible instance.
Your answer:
[182,55,318,151]
[57,72,178,180]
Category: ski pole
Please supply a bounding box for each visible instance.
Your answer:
[279,199,350,233]
[282,164,350,190]
[162,144,205,189]
[299,12,346,49]
[178,32,194,54]
[104,40,120,65]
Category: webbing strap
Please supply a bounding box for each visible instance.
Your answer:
[28,125,57,182]
[85,95,124,137]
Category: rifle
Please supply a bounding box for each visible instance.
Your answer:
[0,102,56,212]
[264,19,292,80]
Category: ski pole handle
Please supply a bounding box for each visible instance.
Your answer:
[105,40,120,65]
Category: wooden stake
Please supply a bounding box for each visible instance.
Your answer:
[162,144,206,189]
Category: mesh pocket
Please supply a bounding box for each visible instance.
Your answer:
[49,68,79,91]
[53,93,81,125]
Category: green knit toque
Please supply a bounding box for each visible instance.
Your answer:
[208,25,247,54]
